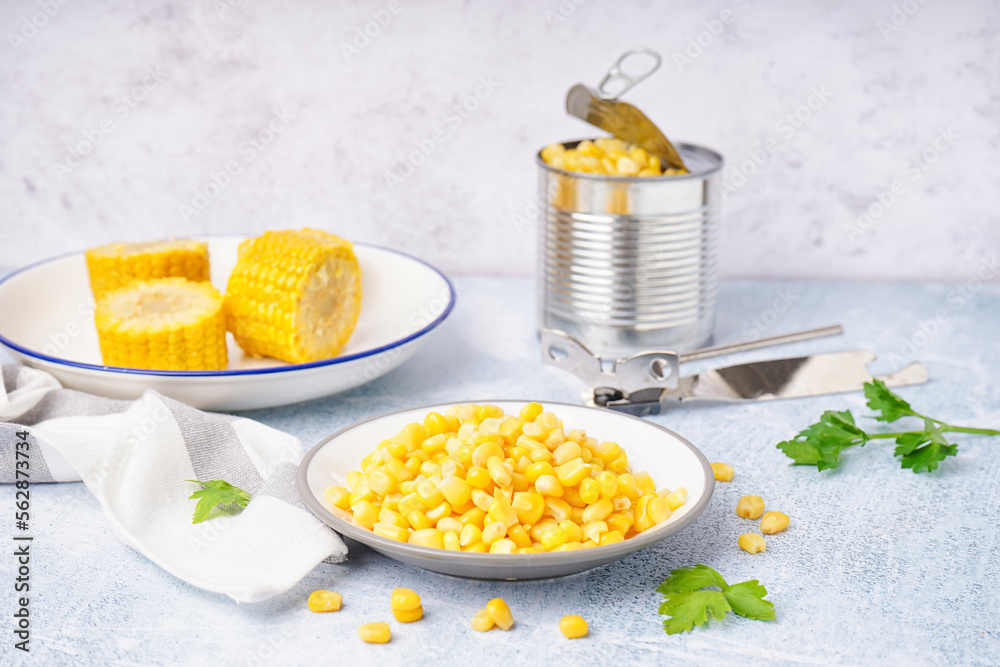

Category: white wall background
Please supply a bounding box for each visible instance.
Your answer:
[1,0,997,280]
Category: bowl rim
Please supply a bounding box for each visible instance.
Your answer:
[297,399,715,566]
[0,237,456,378]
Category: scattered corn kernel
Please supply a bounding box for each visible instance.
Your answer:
[736,495,765,520]
[357,622,391,644]
[392,606,423,623]
[307,590,342,612]
[738,532,766,553]
[471,608,495,632]
[390,587,421,611]
[760,511,790,534]
[486,598,514,630]
[559,614,589,638]
[711,462,734,482]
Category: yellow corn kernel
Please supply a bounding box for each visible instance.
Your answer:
[519,402,544,422]
[488,497,519,529]
[613,473,638,502]
[633,471,656,495]
[582,520,608,544]
[598,530,624,546]
[471,608,495,632]
[325,485,350,511]
[415,479,444,508]
[421,433,448,456]
[459,507,486,528]
[406,511,432,531]
[648,497,673,525]
[368,468,397,497]
[472,442,505,468]
[346,470,362,489]
[595,471,618,499]
[565,429,586,444]
[558,520,583,543]
[443,532,461,551]
[553,542,583,552]
[464,542,488,553]
[438,474,471,508]
[544,497,573,522]
[544,428,566,449]
[351,500,378,529]
[556,458,589,487]
[372,521,408,542]
[307,589,342,612]
[559,614,588,639]
[562,485,586,508]
[578,477,601,505]
[459,524,483,547]
[357,622,391,644]
[571,507,585,525]
[423,411,448,436]
[385,458,412,483]
[392,605,423,623]
[490,538,517,554]
[391,587,421,611]
[711,462,734,482]
[521,422,548,440]
[736,495,765,520]
[487,456,513,487]
[540,526,569,550]
[378,507,408,529]
[466,466,492,490]
[425,501,452,523]
[606,513,630,535]
[484,600,513,631]
[551,442,582,466]
[408,528,445,549]
[472,488,494,512]
[404,457,422,476]
[582,498,613,524]
[739,533,766,554]
[633,495,653,533]
[512,491,546,525]
[525,462,556,484]
[530,518,559,542]
[436,516,463,534]
[595,441,620,463]
[507,523,533,548]
[397,492,424,517]
[535,475,564,497]
[529,447,553,463]
[665,489,688,511]
[481,520,508,546]
[608,452,629,474]
[760,511,789,534]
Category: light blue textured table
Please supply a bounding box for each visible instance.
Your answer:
[8,278,1000,666]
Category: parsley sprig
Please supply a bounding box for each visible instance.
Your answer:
[186,479,252,523]
[777,380,1000,473]
[657,564,774,634]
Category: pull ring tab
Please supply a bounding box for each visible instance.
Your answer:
[597,46,662,100]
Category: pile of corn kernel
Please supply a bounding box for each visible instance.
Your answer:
[325,403,686,553]
[541,138,687,177]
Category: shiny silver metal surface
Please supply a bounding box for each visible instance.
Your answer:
[537,141,723,356]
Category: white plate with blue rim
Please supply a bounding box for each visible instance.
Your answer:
[298,400,714,580]
[0,235,455,411]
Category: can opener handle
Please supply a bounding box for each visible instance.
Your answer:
[596,46,662,100]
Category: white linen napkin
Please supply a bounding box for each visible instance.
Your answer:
[0,365,346,603]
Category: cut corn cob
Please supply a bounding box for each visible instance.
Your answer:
[223,229,362,364]
[85,239,210,300]
[94,278,227,370]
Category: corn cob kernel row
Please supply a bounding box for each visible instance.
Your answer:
[94,278,227,370]
[541,138,688,177]
[325,403,686,553]
[85,239,210,300]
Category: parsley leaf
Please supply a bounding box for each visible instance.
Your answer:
[776,410,868,471]
[656,564,774,634]
[186,479,252,524]
[777,382,998,473]
[864,379,920,422]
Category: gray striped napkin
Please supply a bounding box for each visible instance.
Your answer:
[0,365,346,602]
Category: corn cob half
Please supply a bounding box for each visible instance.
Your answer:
[85,239,210,300]
[95,278,228,370]
[223,229,363,364]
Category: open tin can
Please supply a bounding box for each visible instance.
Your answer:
[537,139,723,357]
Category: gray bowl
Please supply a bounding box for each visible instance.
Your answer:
[297,400,714,580]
